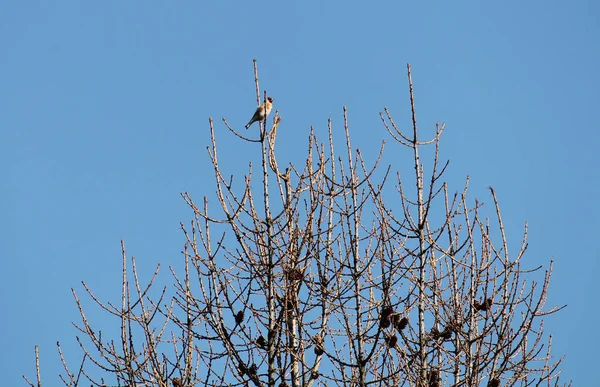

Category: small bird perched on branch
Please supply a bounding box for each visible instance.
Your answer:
[245,96,274,129]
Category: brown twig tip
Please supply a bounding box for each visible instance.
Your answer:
[235,310,244,324]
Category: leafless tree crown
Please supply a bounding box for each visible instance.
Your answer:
[25,62,569,387]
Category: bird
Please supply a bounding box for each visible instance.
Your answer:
[245,97,274,129]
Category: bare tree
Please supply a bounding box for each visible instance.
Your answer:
[25,62,569,387]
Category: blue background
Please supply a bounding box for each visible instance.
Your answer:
[1,1,598,385]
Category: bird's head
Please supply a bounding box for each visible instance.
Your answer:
[267,97,274,103]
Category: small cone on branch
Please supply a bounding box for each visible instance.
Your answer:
[172,378,183,387]
[286,268,303,281]
[441,326,453,340]
[488,377,500,387]
[380,315,391,328]
[474,298,493,312]
[381,305,394,318]
[428,369,440,387]
[235,310,244,325]
[313,335,324,355]
[248,363,257,377]
[385,334,398,348]
[431,325,453,340]
[485,298,493,310]
[379,306,394,328]
[256,335,267,349]
[396,316,409,331]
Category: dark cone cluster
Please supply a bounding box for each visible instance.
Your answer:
[474,298,493,313]
[396,316,409,331]
[385,334,398,348]
[431,325,454,341]
[379,306,394,328]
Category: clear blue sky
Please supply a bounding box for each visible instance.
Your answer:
[2,1,598,385]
